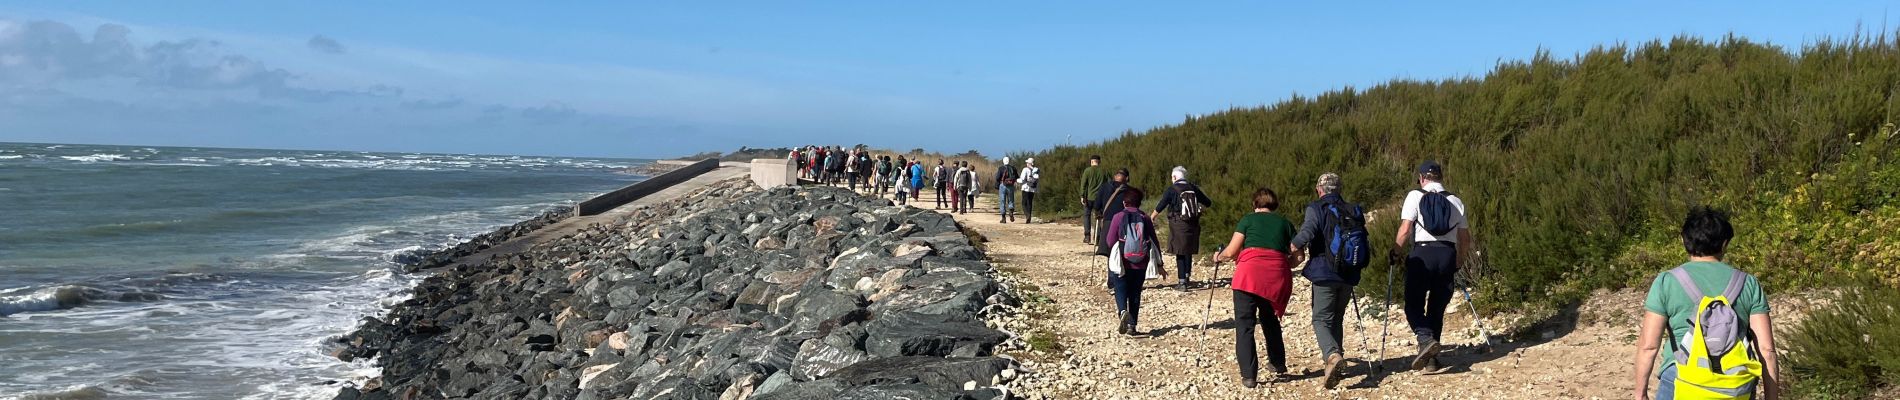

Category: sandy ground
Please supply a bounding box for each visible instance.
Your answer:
[831,184,1815,400]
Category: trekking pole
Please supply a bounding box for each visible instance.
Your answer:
[1194,246,1226,368]
[1350,297,1374,379]
[1456,269,1498,353]
[1375,251,1397,376]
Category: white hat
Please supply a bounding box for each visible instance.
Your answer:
[1025,158,1035,164]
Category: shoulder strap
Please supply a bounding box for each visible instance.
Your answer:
[1668,267,1705,300]
[1720,270,1747,301]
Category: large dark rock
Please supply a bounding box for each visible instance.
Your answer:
[331,182,1017,400]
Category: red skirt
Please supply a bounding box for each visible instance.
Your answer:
[1231,248,1293,317]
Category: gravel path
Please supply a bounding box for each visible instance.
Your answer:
[865,187,1645,399]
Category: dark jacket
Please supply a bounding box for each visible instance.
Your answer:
[1292,193,1361,285]
[1093,181,1132,256]
[1154,180,1212,255]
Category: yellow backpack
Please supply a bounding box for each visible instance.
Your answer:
[1666,268,1764,399]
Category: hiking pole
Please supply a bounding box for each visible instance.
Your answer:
[1194,246,1227,368]
[1455,269,1498,353]
[1375,250,1398,376]
[1350,296,1374,379]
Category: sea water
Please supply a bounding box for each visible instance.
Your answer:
[0,142,648,399]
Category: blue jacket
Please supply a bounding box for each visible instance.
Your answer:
[909,164,925,187]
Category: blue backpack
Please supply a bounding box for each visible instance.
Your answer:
[1119,212,1150,267]
[1323,199,1372,271]
[1412,189,1460,236]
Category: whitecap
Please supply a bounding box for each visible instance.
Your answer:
[59,154,131,162]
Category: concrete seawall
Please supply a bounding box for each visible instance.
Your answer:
[576,158,720,216]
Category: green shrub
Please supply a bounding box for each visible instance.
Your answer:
[1785,283,1900,399]
[1017,32,1900,313]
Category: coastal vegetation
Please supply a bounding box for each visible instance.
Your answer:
[1015,32,1900,394]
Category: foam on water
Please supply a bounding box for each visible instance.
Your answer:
[0,142,650,398]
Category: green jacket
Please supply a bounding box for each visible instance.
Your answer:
[1079,165,1107,201]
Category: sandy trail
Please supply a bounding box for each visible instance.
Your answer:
[836,184,1646,399]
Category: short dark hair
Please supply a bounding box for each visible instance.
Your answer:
[1122,187,1144,207]
[1252,187,1279,210]
[1090,155,1102,161]
[1681,206,1734,257]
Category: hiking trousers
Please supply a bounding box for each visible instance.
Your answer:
[1021,191,1036,222]
[1110,268,1146,328]
[1175,254,1193,282]
[1311,281,1354,360]
[1234,290,1287,380]
[1082,204,1096,241]
[1404,243,1458,344]
[936,184,948,208]
[962,191,976,213]
[998,185,1015,218]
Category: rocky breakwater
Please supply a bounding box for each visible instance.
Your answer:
[332,180,1024,399]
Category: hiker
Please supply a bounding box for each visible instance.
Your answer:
[873,156,888,194]
[1093,168,1131,250]
[892,157,909,204]
[958,162,978,215]
[1211,187,1299,388]
[1151,166,1212,292]
[1632,207,1779,400]
[934,160,950,209]
[908,160,926,201]
[1103,187,1161,336]
[1392,160,1471,373]
[1020,158,1041,223]
[845,149,860,190]
[996,157,1019,223]
[951,161,970,213]
[1079,155,1107,244]
[1289,172,1366,389]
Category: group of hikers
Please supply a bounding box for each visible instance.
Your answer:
[1074,156,1781,398]
[791,146,1043,223]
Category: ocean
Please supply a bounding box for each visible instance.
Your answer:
[0,142,649,399]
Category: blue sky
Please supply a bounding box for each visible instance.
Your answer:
[1,2,1895,158]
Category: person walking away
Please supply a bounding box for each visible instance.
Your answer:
[1093,168,1131,253]
[933,160,950,209]
[995,157,1019,223]
[1632,207,1779,400]
[1020,158,1041,223]
[908,160,926,202]
[1152,166,1211,292]
[894,161,911,205]
[1393,160,1471,373]
[1289,173,1368,389]
[958,162,977,215]
[1078,155,1107,244]
[1211,187,1299,388]
[950,161,969,213]
[850,150,865,191]
[1103,188,1161,336]
[858,151,873,190]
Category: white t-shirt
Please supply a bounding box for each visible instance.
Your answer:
[1399,182,1468,243]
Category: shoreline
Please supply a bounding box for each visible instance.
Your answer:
[329,174,1027,399]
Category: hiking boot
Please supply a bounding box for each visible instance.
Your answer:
[1422,357,1450,374]
[1176,282,1189,292]
[1412,340,1443,371]
[1240,377,1257,389]
[1321,353,1346,389]
[1267,364,1288,375]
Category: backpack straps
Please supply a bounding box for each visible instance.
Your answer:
[1719,270,1747,302]
[1668,267,1706,300]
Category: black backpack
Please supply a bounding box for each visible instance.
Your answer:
[1170,182,1206,221]
[999,165,1018,186]
[1412,189,1460,236]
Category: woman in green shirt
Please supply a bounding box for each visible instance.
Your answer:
[1211,187,1302,388]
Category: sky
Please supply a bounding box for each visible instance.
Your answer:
[1,2,1896,158]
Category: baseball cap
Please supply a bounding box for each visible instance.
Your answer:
[1417,160,1443,176]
